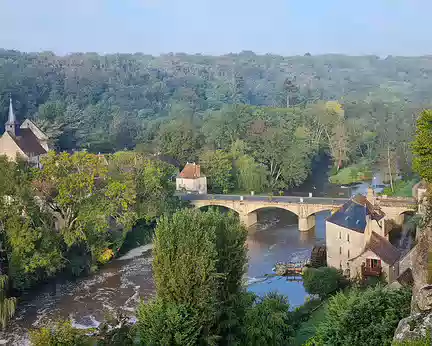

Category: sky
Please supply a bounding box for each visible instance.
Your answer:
[0,0,431,56]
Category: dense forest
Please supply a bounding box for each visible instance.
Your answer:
[1,50,431,191]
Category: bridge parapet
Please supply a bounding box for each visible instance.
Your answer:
[184,194,418,230]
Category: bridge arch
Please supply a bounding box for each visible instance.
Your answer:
[306,207,334,218]
[248,205,299,217]
[194,203,242,215]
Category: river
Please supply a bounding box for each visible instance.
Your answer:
[1,208,329,345]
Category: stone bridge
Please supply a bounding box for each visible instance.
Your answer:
[180,194,417,231]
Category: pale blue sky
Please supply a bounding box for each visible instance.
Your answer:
[0,0,431,56]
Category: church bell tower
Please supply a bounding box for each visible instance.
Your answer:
[5,97,19,136]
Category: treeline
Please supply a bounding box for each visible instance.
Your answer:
[0,151,179,292]
[0,50,427,191]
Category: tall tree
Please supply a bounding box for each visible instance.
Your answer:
[412,109,432,183]
[200,150,234,193]
[0,276,16,330]
[138,209,247,345]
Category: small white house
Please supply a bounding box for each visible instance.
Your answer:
[176,162,207,194]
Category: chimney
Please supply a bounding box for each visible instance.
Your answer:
[367,187,375,205]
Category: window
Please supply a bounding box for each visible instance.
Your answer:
[339,231,341,239]
[340,261,342,269]
[366,259,381,268]
[347,233,350,242]
[346,262,350,268]
[339,247,342,254]
[347,249,350,258]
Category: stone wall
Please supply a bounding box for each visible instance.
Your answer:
[393,225,432,342]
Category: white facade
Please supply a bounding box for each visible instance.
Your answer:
[176,176,207,195]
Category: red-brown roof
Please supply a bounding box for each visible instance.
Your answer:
[365,231,401,265]
[179,163,201,179]
[10,128,47,156]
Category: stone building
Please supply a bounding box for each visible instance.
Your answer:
[176,162,207,194]
[0,98,49,167]
[326,193,401,282]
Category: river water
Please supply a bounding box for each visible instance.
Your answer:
[1,209,329,344]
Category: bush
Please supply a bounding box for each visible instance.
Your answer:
[136,300,203,346]
[302,267,346,299]
[242,292,295,346]
[314,285,411,346]
[30,321,93,346]
[383,179,418,197]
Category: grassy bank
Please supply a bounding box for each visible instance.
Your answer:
[292,302,327,345]
[329,162,372,185]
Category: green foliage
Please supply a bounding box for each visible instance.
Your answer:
[302,267,347,299]
[383,179,417,197]
[412,110,432,183]
[393,330,432,346]
[242,292,295,346]
[0,276,16,330]
[30,320,93,346]
[33,151,137,268]
[200,149,234,193]
[292,300,327,346]
[0,152,177,291]
[140,208,248,344]
[136,300,203,346]
[314,286,411,346]
[233,153,268,194]
[329,162,372,185]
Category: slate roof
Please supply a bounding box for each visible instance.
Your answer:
[10,128,47,156]
[178,163,202,179]
[326,194,385,233]
[397,268,414,286]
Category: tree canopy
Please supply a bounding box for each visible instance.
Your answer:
[0,50,427,192]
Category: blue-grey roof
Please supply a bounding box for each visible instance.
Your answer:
[326,195,384,233]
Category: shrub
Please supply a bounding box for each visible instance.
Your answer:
[242,292,294,346]
[314,286,411,346]
[302,267,346,299]
[30,321,93,346]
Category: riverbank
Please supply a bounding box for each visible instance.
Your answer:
[2,209,324,344]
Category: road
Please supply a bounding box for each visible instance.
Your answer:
[178,193,416,206]
[178,193,349,205]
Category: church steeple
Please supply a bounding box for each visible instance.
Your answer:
[5,97,19,136]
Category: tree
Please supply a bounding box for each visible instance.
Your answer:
[0,156,64,290]
[0,276,15,330]
[302,267,346,299]
[233,154,268,193]
[242,292,294,346]
[200,150,234,193]
[138,209,247,345]
[412,110,432,183]
[33,151,137,270]
[314,286,411,346]
[108,151,179,221]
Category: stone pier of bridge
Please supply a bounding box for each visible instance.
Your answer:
[190,197,340,231]
[183,193,418,232]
